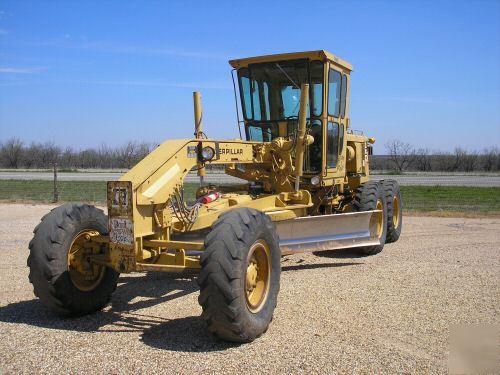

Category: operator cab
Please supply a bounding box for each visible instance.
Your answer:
[230,50,352,177]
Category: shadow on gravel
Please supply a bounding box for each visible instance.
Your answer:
[141,316,240,352]
[0,256,363,353]
[282,262,362,272]
[0,272,198,334]
[312,248,369,259]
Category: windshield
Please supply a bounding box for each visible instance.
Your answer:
[238,59,323,122]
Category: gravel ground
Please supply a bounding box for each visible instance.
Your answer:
[0,203,498,374]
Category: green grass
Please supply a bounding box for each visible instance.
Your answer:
[0,180,498,215]
[0,180,108,203]
[400,186,500,214]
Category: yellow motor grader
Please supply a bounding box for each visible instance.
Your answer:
[28,50,402,342]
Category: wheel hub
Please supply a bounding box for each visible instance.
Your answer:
[393,195,400,228]
[246,259,258,292]
[244,240,271,313]
[375,199,384,238]
[67,230,106,292]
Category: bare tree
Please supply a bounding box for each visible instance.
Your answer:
[482,146,499,171]
[384,139,414,173]
[135,142,155,164]
[22,143,41,169]
[448,147,478,172]
[434,151,454,172]
[60,147,75,169]
[39,142,61,168]
[118,141,138,169]
[0,138,24,168]
[97,143,114,169]
[412,148,433,172]
[461,149,478,172]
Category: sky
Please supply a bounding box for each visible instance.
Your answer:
[0,0,499,153]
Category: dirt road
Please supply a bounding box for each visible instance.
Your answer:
[0,204,498,373]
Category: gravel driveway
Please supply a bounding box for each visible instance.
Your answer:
[0,204,498,373]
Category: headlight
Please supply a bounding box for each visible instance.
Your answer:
[310,175,321,186]
[201,146,215,161]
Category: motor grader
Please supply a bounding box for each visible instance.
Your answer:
[28,50,402,342]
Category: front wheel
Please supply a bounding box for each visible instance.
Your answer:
[353,181,388,255]
[198,208,281,342]
[382,179,403,243]
[28,203,119,315]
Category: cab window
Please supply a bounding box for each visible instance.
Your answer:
[238,68,253,120]
[251,80,262,120]
[248,125,263,141]
[340,74,347,118]
[327,122,340,168]
[281,86,301,118]
[310,61,323,117]
[339,123,345,156]
[246,124,278,142]
[328,69,341,117]
[305,120,323,172]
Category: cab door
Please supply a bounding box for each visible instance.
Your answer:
[325,64,349,182]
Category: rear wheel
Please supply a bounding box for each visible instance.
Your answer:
[353,181,388,255]
[198,208,281,342]
[28,203,119,315]
[382,179,403,243]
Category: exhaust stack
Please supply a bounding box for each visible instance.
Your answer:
[193,91,205,185]
[294,83,309,192]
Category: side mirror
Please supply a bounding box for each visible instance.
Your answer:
[367,145,373,156]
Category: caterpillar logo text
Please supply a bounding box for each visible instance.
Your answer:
[220,148,244,155]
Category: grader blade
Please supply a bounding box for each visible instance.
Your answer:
[276,211,381,255]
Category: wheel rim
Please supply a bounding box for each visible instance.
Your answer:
[67,230,106,292]
[375,199,384,238]
[392,195,400,229]
[245,239,271,313]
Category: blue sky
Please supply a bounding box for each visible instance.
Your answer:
[0,0,499,153]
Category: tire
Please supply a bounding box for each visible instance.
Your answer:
[28,203,119,315]
[353,181,388,255]
[198,208,281,343]
[382,179,403,243]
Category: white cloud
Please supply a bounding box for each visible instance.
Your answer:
[0,66,48,74]
[78,41,228,60]
[27,38,228,60]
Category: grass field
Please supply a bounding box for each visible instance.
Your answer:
[401,186,500,214]
[0,180,499,215]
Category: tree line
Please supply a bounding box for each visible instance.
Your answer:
[372,139,500,172]
[0,137,499,172]
[0,138,156,170]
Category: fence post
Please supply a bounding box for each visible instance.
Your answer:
[53,163,59,203]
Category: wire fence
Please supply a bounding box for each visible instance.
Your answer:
[0,180,108,204]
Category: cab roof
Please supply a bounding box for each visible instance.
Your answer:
[228,50,353,72]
